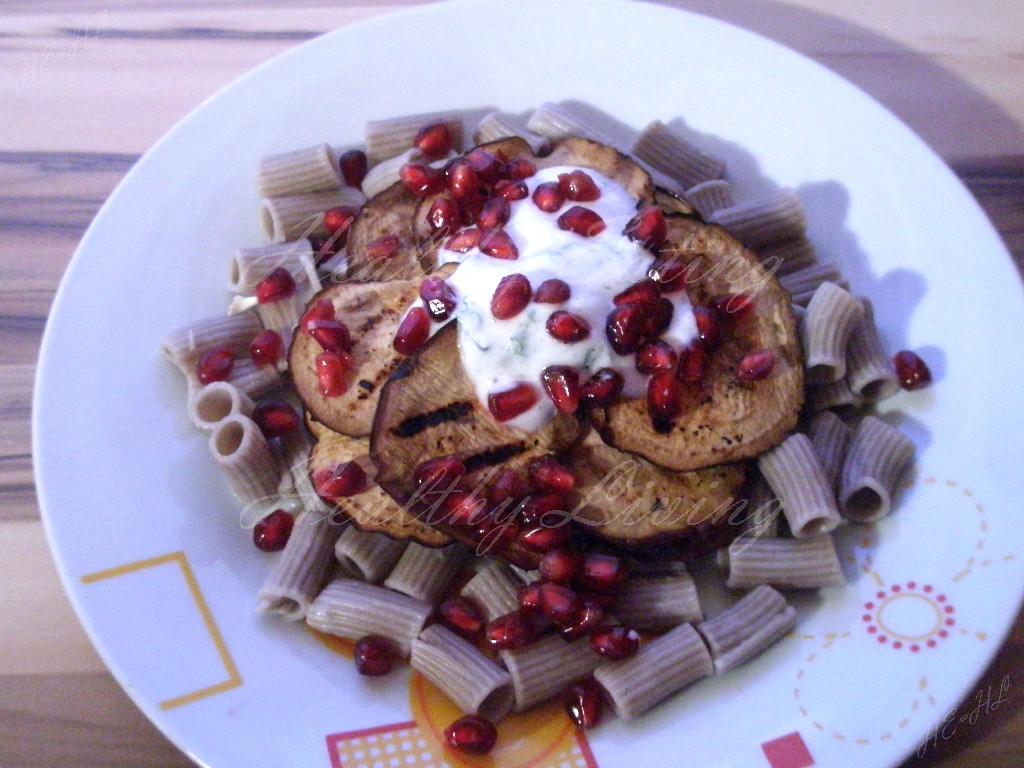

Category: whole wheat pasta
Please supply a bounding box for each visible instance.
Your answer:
[209,414,280,507]
[383,542,471,605]
[261,188,366,243]
[188,381,254,430]
[805,378,862,414]
[806,410,852,492]
[226,357,284,400]
[361,148,419,199]
[255,294,304,357]
[742,473,784,539]
[257,143,341,198]
[612,575,702,630]
[696,585,796,674]
[460,559,522,620]
[229,240,317,294]
[527,102,617,146]
[500,635,603,712]
[594,623,713,720]
[709,189,806,249]
[839,415,915,522]
[779,262,849,306]
[334,525,408,583]
[275,426,313,496]
[757,433,842,538]
[257,511,343,620]
[800,282,865,385]
[720,534,845,589]
[632,120,725,189]
[684,179,734,218]
[411,625,515,721]
[305,578,431,654]
[365,110,464,165]
[759,237,818,276]
[473,112,550,155]
[846,298,899,401]
[161,311,263,371]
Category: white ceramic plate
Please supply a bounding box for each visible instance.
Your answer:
[34,1,1024,767]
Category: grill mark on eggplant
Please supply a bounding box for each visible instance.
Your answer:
[464,442,528,472]
[390,400,474,437]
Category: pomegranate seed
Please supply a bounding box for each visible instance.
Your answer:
[474,511,521,551]
[676,342,709,383]
[313,460,367,500]
[339,149,368,189]
[444,491,488,526]
[445,227,481,253]
[446,159,481,203]
[507,158,537,180]
[623,205,667,248]
[517,581,544,613]
[558,170,601,202]
[894,350,932,390]
[539,582,583,627]
[438,597,484,638]
[737,349,776,381]
[419,276,457,321]
[540,365,581,414]
[580,368,624,407]
[323,205,360,238]
[648,254,688,293]
[648,371,681,432]
[490,274,532,319]
[309,318,353,353]
[476,196,511,232]
[539,547,583,582]
[519,523,572,552]
[579,554,625,590]
[366,234,402,261]
[520,492,570,527]
[557,206,605,237]
[642,298,674,338]
[300,298,335,335]
[495,178,529,202]
[487,468,529,509]
[252,402,300,439]
[589,626,640,661]
[546,311,590,343]
[485,610,538,650]
[564,679,604,729]
[561,598,607,641]
[353,635,398,676]
[399,162,445,196]
[414,455,466,490]
[479,229,518,259]
[315,350,351,397]
[532,181,565,212]
[694,306,722,347]
[606,304,646,355]
[249,329,283,366]
[427,197,460,235]
[534,278,571,304]
[636,340,678,374]
[393,307,431,355]
[414,122,452,160]
[444,715,497,755]
[255,267,296,304]
[529,455,576,493]
[253,509,294,552]
[466,148,504,183]
[614,279,660,307]
[196,347,234,385]
[487,382,539,422]
[711,292,756,321]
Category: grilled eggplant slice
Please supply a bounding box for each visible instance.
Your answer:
[346,181,431,282]
[591,214,804,470]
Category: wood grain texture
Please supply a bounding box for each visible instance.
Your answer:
[0,1,1021,767]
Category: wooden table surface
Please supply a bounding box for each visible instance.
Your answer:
[1,1,1022,766]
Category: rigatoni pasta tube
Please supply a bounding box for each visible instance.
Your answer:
[594,623,712,720]
[612,575,702,630]
[229,240,316,295]
[527,102,616,146]
[161,311,263,371]
[757,433,841,538]
[684,179,734,218]
[361,148,418,199]
[760,237,817,276]
[257,143,341,198]
[226,357,284,400]
[461,559,522,620]
[807,410,852,493]
[846,298,899,401]
[779,262,848,306]
[305,578,431,655]
[697,585,796,674]
[632,120,725,189]
[334,525,408,583]
[188,381,254,430]
[500,635,603,712]
[209,414,279,507]
[257,511,342,620]
[411,625,515,721]
[709,189,806,249]
[720,535,845,589]
[800,282,865,385]
[261,188,366,243]
[839,416,915,523]
[743,473,784,539]
[365,110,464,165]
[275,424,313,496]
[383,542,470,605]
[474,112,550,155]
[806,378,862,414]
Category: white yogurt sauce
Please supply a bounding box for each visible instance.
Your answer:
[433,165,697,431]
